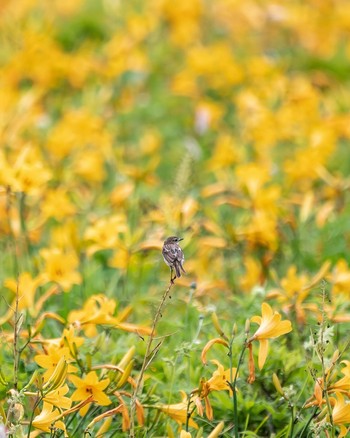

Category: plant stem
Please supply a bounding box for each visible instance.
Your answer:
[289,403,295,437]
[18,191,32,260]
[5,185,19,275]
[319,283,333,431]
[185,397,196,432]
[129,280,174,437]
[13,278,22,391]
[27,395,43,438]
[294,406,318,438]
[231,340,247,438]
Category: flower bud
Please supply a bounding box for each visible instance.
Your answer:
[232,323,238,338]
[42,356,67,393]
[116,360,133,389]
[272,373,286,398]
[245,318,250,336]
[212,313,228,341]
[118,346,135,370]
[208,421,224,437]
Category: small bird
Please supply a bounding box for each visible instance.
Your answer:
[162,236,186,283]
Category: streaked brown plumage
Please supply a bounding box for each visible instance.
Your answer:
[162,236,186,282]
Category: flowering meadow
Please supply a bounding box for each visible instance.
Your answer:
[2,0,350,437]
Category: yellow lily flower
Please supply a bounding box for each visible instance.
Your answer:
[35,345,77,381]
[32,402,67,436]
[329,393,350,437]
[155,391,198,429]
[249,303,292,370]
[43,384,72,410]
[192,360,237,420]
[207,359,237,393]
[70,371,111,416]
[306,360,350,408]
[179,421,224,438]
[67,294,151,337]
[39,247,82,291]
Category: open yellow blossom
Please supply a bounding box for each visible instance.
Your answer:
[239,256,263,292]
[330,259,350,296]
[326,360,350,395]
[249,303,292,370]
[155,391,198,429]
[187,42,243,90]
[283,128,335,187]
[3,145,51,196]
[41,188,76,221]
[2,272,43,321]
[32,402,67,436]
[72,148,106,183]
[70,371,111,416]
[110,182,135,206]
[240,210,279,250]
[268,262,330,323]
[235,163,270,199]
[49,221,81,251]
[329,393,350,437]
[180,421,224,438]
[159,0,202,46]
[39,247,82,291]
[67,295,115,337]
[45,326,84,353]
[68,294,151,337]
[207,133,241,170]
[43,384,72,410]
[206,360,237,393]
[306,360,350,408]
[84,215,128,256]
[46,109,110,159]
[193,360,237,420]
[109,246,130,271]
[35,345,77,381]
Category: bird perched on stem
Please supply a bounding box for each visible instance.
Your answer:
[162,236,186,283]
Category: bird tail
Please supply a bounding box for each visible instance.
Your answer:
[174,262,182,278]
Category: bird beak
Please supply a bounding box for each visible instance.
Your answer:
[178,237,184,241]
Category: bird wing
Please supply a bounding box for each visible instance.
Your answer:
[162,245,176,264]
[162,244,184,264]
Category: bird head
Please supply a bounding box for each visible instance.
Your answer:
[164,236,184,244]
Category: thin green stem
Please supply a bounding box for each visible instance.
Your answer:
[230,340,247,438]
[5,185,19,275]
[294,406,318,438]
[185,396,196,432]
[129,280,174,437]
[18,191,32,261]
[289,403,295,438]
[319,283,333,433]
[27,395,43,438]
[13,279,22,391]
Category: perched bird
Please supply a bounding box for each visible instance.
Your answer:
[162,236,186,283]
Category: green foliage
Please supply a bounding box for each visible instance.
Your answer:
[1,0,350,436]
